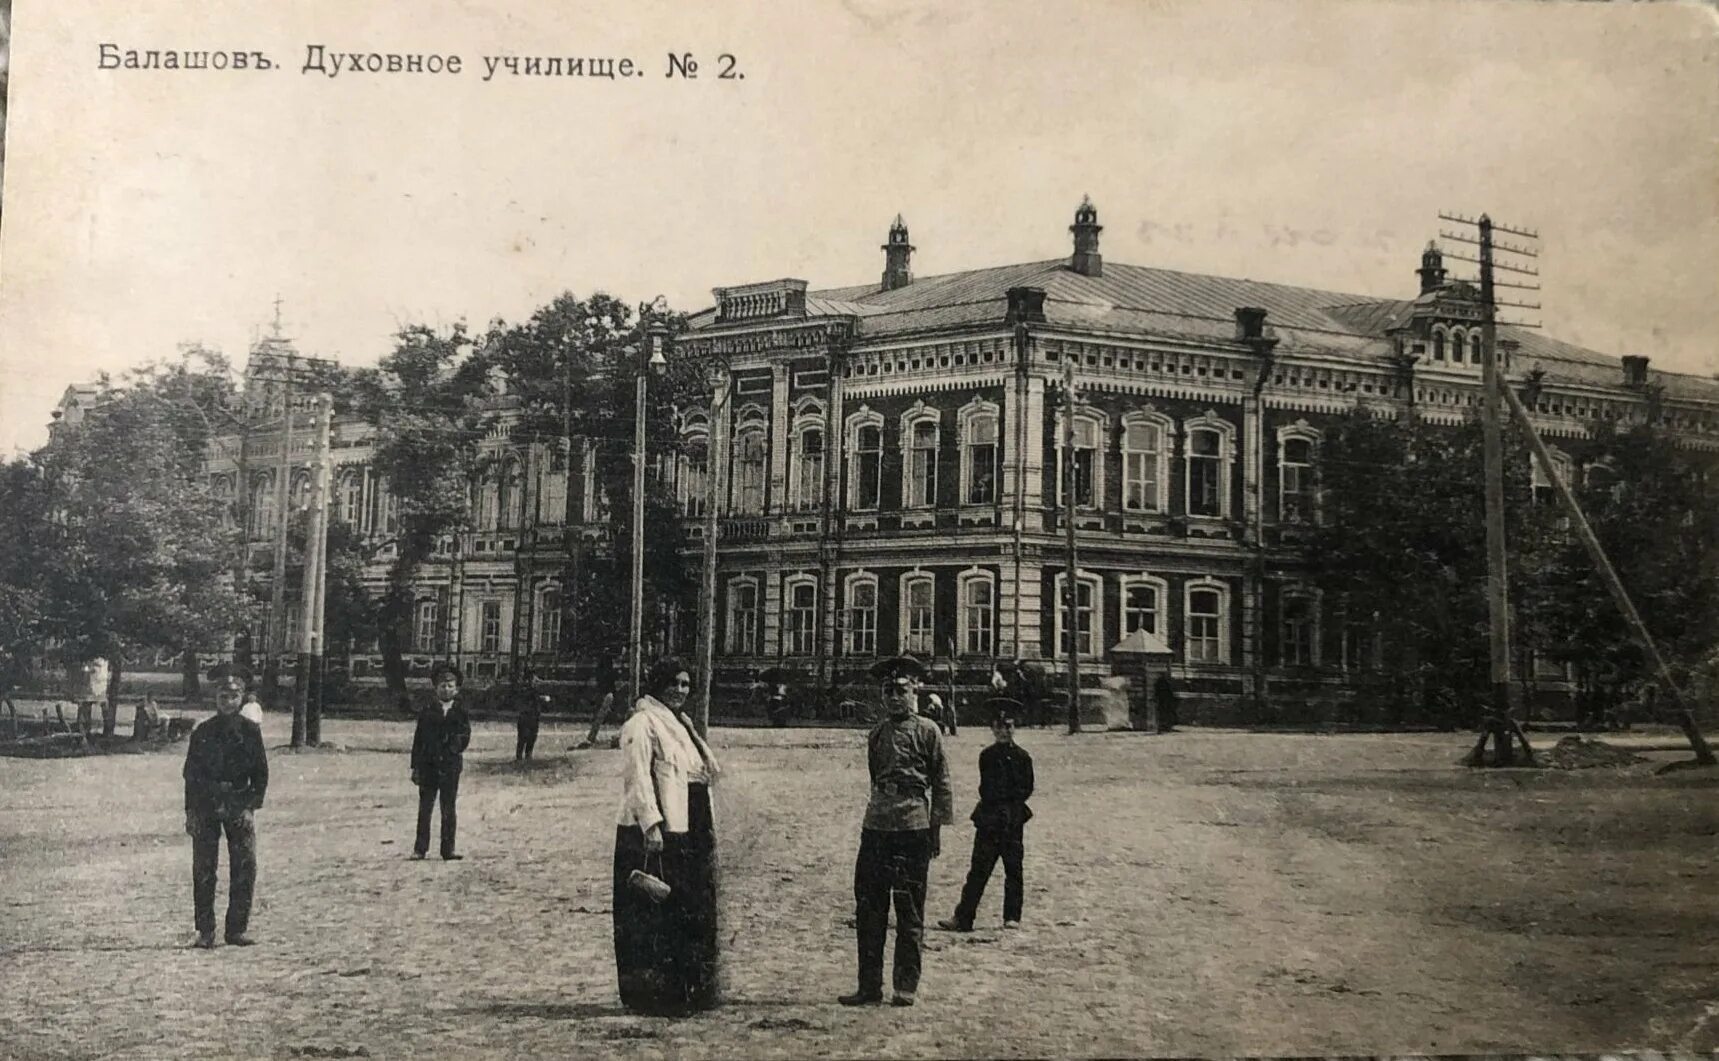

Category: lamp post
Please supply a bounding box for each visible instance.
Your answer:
[694,358,731,737]
[628,323,670,704]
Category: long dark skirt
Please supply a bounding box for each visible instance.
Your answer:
[612,784,719,1015]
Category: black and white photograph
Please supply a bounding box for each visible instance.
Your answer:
[0,1,1715,1057]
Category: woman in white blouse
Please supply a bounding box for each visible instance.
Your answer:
[612,657,722,1015]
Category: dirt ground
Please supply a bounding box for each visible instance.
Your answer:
[0,715,1714,1060]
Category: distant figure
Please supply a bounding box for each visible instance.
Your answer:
[183,662,269,949]
[767,683,792,728]
[579,659,623,748]
[239,687,264,727]
[515,679,543,762]
[939,700,1034,932]
[840,656,953,1009]
[1153,672,1180,732]
[924,691,954,737]
[411,662,471,861]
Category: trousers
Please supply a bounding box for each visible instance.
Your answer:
[515,719,539,760]
[415,772,460,857]
[853,828,932,995]
[191,813,257,938]
[951,825,1024,926]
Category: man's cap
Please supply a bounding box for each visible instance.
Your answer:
[869,655,926,687]
[985,696,1024,724]
[429,661,462,686]
[207,661,252,686]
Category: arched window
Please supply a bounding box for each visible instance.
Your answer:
[536,585,562,653]
[677,430,709,518]
[1119,573,1168,636]
[211,474,236,530]
[899,571,936,655]
[1277,424,1320,524]
[783,575,818,656]
[731,417,767,515]
[1055,410,1105,509]
[1432,328,1447,362]
[1122,412,1171,513]
[1052,571,1102,659]
[958,569,996,657]
[290,470,313,514]
[960,401,1000,505]
[476,469,500,531]
[1183,415,1235,518]
[499,457,525,529]
[338,470,364,526]
[725,576,760,655]
[1469,333,1483,365]
[848,408,884,512]
[1279,587,1319,667]
[792,426,824,512]
[1184,579,1230,664]
[845,572,879,656]
[251,473,276,536]
[902,406,940,509]
[537,453,569,525]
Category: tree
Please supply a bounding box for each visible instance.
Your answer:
[484,293,699,671]
[349,323,496,703]
[20,354,251,730]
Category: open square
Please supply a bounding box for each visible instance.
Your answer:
[2,717,1713,1059]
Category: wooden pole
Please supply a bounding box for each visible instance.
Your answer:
[267,370,295,705]
[1062,354,1082,734]
[292,394,331,748]
[1496,381,1715,765]
[305,395,333,746]
[695,366,729,737]
[1476,216,1524,766]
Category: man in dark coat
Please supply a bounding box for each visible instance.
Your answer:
[840,656,954,1009]
[412,662,472,860]
[515,673,544,762]
[938,698,1035,932]
[183,662,269,949]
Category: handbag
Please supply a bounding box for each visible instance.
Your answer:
[627,850,672,903]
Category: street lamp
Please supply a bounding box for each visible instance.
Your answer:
[627,323,671,706]
[694,357,731,737]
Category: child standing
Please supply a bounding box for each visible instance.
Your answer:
[937,699,1034,931]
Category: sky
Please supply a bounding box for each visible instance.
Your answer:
[2,0,1715,454]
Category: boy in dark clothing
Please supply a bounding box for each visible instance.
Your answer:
[412,662,472,860]
[183,662,269,949]
[938,698,1034,932]
[515,680,544,762]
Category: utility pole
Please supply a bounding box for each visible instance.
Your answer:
[695,363,731,737]
[1061,353,1082,733]
[292,394,332,748]
[266,369,296,704]
[1440,211,1542,766]
[627,325,670,703]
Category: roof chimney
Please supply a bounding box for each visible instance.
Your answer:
[1621,355,1650,387]
[1417,241,1447,294]
[1006,286,1047,324]
[1234,306,1269,341]
[1069,196,1102,278]
[881,215,914,292]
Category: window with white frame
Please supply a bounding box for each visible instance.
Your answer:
[1278,427,1319,524]
[537,453,569,525]
[848,412,884,511]
[290,470,313,514]
[1184,417,1234,518]
[905,417,939,508]
[1184,580,1229,663]
[962,404,1000,505]
[1056,413,1103,509]
[1053,572,1101,658]
[537,587,562,653]
[845,573,878,656]
[784,577,818,656]
[500,457,525,529]
[726,578,760,655]
[480,600,502,654]
[251,474,276,536]
[1122,414,1170,513]
[732,424,767,515]
[476,471,500,530]
[792,425,824,512]
[1341,608,1380,672]
[1279,590,1318,666]
[900,572,936,655]
[1120,574,1167,636]
[415,598,442,653]
[1531,447,1572,505]
[958,570,996,656]
[678,435,709,518]
[376,479,399,535]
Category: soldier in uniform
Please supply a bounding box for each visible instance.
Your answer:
[839,656,954,1008]
[183,661,269,949]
